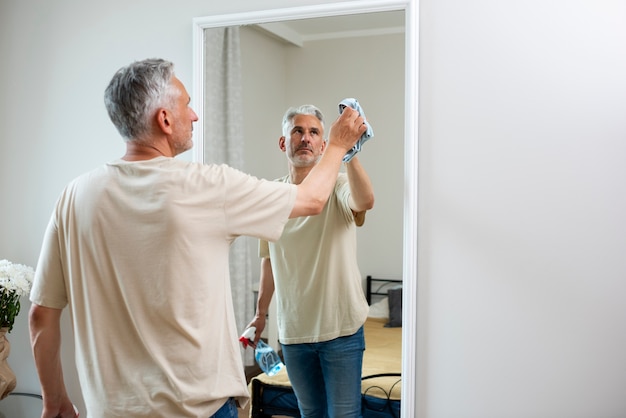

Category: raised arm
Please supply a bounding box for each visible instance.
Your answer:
[345,156,375,213]
[29,304,77,418]
[290,107,365,218]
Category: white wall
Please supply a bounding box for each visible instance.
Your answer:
[2,0,626,417]
[418,0,626,417]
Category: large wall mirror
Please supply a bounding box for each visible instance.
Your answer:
[192,1,418,416]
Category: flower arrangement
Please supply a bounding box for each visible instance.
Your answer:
[0,259,35,333]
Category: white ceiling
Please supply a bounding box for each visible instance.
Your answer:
[253,10,405,47]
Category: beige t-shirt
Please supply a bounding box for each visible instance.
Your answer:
[30,157,296,418]
[260,173,369,344]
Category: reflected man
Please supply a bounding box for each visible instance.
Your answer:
[248,104,374,418]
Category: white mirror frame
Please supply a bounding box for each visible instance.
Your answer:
[192,1,418,416]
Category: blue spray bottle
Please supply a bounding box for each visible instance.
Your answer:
[239,326,285,377]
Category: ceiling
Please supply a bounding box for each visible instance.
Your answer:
[253,10,405,47]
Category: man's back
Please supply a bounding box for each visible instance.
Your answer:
[32,157,295,417]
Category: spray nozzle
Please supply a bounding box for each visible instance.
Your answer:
[239,326,257,348]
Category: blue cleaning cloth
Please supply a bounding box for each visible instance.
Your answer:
[339,98,374,163]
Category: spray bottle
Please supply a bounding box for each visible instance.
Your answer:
[239,326,285,377]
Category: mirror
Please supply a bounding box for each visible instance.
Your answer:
[192,1,418,416]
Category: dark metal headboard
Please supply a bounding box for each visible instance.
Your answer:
[366,275,402,305]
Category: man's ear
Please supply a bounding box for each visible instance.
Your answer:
[320,139,326,153]
[278,136,287,152]
[156,108,173,134]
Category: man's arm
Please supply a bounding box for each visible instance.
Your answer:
[291,106,366,218]
[247,257,275,345]
[345,156,375,213]
[29,304,77,418]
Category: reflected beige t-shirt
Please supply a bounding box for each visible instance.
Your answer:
[260,173,369,344]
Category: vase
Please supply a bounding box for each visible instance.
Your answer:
[0,327,16,399]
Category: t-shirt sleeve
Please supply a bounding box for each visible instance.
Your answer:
[30,213,68,309]
[258,239,270,258]
[222,167,297,242]
[335,173,360,225]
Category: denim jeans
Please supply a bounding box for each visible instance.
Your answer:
[210,397,238,418]
[281,327,365,418]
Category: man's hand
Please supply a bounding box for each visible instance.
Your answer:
[327,106,366,153]
[44,400,78,418]
[244,315,267,346]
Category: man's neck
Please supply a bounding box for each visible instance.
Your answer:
[288,165,315,185]
[122,139,172,161]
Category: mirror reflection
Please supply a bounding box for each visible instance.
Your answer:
[201,11,405,417]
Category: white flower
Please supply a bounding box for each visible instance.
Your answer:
[1,259,35,332]
[0,259,35,297]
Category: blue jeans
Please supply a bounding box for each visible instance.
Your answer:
[210,397,237,418]
[281,327,365,418]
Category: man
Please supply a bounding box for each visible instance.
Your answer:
[28,59,366,418]
[247,104,375,417]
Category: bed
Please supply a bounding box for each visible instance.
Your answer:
[248,276,402,418]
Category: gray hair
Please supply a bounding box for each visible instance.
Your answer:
[104,58,178,141]
[281,104,326,140]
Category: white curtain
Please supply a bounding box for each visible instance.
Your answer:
[203,27,255,366]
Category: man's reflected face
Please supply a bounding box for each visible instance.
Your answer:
[282,114,325,167]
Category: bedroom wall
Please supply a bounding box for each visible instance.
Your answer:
[1,1,626,418]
